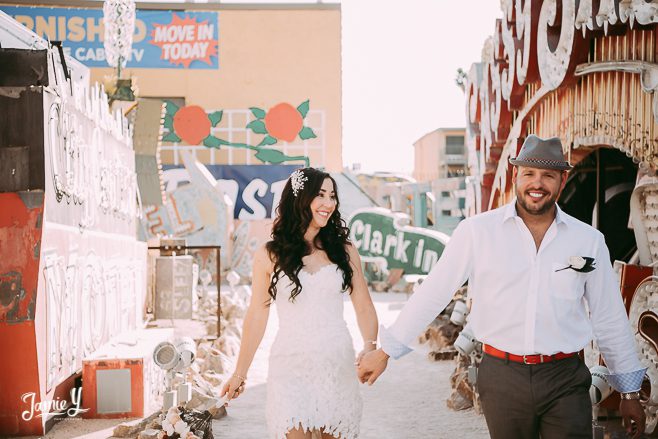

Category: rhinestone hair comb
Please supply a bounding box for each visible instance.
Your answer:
[290,169,308,197]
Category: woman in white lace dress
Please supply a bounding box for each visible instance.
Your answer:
[220,167,378,439]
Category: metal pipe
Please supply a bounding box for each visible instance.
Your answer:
[216,247,222,338]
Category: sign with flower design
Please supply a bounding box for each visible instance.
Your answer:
[162,100,316,166]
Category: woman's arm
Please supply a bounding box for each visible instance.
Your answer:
[220,245,272,402]
[347,244,378,357]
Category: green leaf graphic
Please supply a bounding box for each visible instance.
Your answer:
[250,107,266,119]
[162,132,181,142]
[209,111,223,127]
[163,114,174,130]
[165,100,179,115]
[257,135,278,147]
[255,149,289,164]
[246,119,268,134]
[298,126,317,140]
[297,100,310,118]
[203,135,229,148]
[255,148,309,165]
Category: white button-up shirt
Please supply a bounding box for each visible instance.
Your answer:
[381,201,646,392]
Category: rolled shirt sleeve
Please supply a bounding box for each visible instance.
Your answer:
[380,325,413,359]
[606,369,647,393]
[585,232,647,392]
[381,220,473,359]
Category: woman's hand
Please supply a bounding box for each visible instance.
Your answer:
[219,374,246,405]
[355,342,377,367]
[357,348,390,385]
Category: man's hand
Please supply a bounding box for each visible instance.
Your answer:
[356,348,389,385]
[355,343,377,365]
[620,399,645,439]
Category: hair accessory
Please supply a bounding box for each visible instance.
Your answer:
[290,169,308,197]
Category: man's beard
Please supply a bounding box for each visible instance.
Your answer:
[516,189,558,216]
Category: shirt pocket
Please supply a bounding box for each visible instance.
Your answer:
[550,262,585,300]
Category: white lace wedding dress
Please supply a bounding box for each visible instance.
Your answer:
[266,264,362,439]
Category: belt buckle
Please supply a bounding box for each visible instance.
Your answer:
[523,354,541,365]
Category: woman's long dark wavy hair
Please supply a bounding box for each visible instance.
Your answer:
[266,167,353,302]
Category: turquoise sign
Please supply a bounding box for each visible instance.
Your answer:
[348,208,450,275]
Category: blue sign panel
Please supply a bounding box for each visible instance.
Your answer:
[0,6,219,69]
[163,165,300,219]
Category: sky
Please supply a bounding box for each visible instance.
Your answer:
[340,0,502,173]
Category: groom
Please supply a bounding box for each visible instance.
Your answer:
[357,135,647,438]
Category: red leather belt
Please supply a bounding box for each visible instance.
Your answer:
[483,344,578,365]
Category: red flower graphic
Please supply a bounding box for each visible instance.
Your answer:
[172,105,212,145]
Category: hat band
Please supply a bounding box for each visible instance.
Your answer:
[517,157,568,167]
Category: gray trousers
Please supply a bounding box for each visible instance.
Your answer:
[477,353,593,439]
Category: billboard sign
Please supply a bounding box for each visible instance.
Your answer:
[162,164,299,219]
[0,6,219,69]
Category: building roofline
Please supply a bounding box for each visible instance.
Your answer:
[413,126,466,146]
[435,127,465,132]
[2,0,340,11]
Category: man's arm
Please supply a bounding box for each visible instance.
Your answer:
[383,220,474,354]
[585,233,646,437]
[357,220,474,383]
[585,233,646,387]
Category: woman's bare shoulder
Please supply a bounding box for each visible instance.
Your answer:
[253,243,275,273]
[345,242,360,258]
[345,242,363,267]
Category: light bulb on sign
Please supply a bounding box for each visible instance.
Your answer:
[103,0,136,71]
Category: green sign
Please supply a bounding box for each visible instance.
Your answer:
[348,208,450,275]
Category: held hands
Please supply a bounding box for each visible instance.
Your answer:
[620,399,646,439]
[219,373,246,406]
[356,348,389,385]
[355,341,377,365]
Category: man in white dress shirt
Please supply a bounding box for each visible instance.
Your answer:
[357,135,647,438]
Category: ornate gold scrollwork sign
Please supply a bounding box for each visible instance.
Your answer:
[466,0,658,208]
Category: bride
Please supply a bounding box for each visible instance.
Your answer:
[220,167,378,438]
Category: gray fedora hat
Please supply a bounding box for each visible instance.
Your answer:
[509,135,573,171]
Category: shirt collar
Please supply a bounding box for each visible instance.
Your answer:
[503,198,568,226]
[554,203,568,226]
[502,200,518,222]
